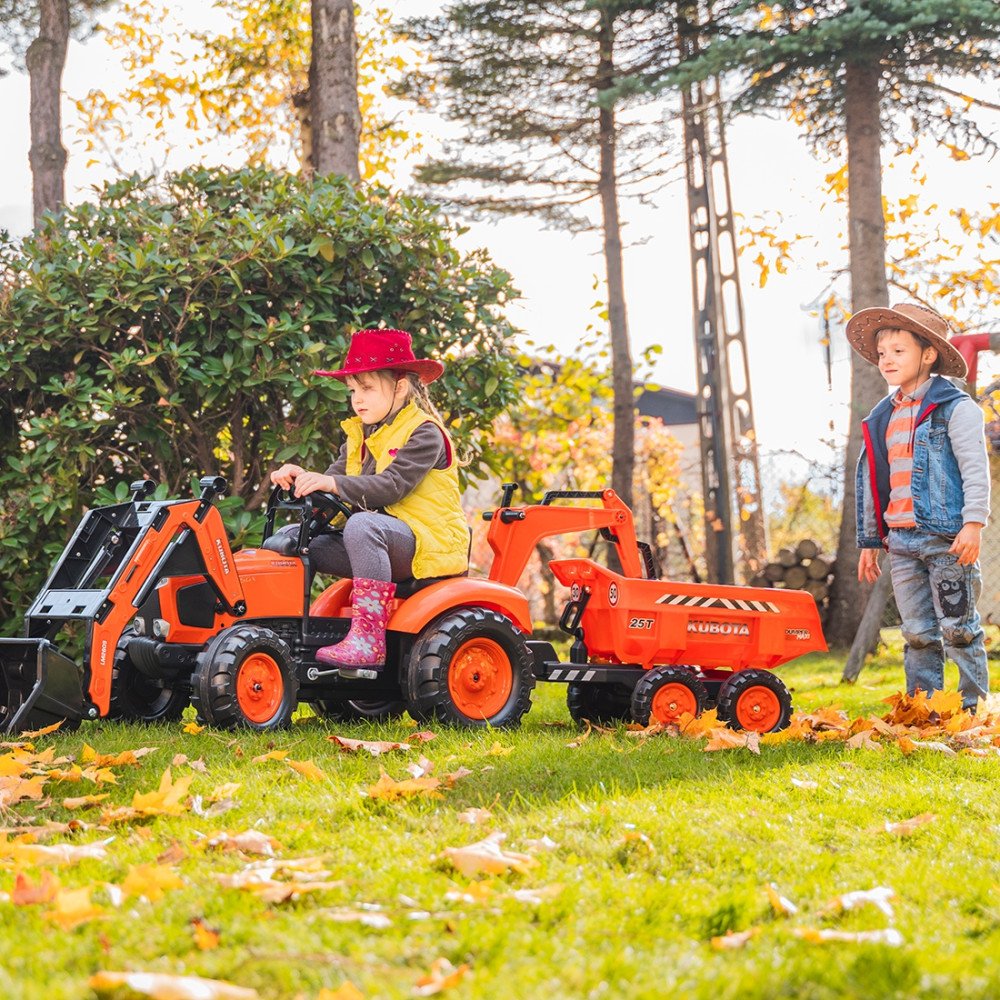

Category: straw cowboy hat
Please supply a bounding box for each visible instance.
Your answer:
[845,302,968,379]
[313,328,444,385]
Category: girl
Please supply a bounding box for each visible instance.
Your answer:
[270,328,468,677]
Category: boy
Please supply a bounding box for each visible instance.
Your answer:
[849,302,990,712]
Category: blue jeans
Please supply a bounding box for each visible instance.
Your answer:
[886,528,989,709]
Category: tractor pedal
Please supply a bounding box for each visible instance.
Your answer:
[338,666,381,681]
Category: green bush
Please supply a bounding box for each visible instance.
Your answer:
[0,167,520,629]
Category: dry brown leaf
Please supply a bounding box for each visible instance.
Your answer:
[367,772,442,801]
[413,958,470,996]
[789,777,818,790]
[12,870,60,905]
[121,864,185,902]
[207,830,282,857]
[845,729,882,752]
[90,970,258,998]
[456,808,492,826]
[18,721,64,739]
[81,744,158,767]
[157,841,187,865]
[896,735,917,756]
[881,812,936,837]
[191,916,221,951]
[566,721,591,748]
[443,832,537,877]
[703,729,760,754]
[411,731,437,743]
[62,793,110,810]
[0,774,48,806]
[322,908,393,929]
[284,758,328,782]
[328,735,411,755]
[794,927,903,946]
[442,767,473,787]
[0,837,114,867]
[711,927,759,950]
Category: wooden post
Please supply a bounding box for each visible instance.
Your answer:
[841,570,892,682]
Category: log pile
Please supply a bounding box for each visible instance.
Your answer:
[751,539,835,620]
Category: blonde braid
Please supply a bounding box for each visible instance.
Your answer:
[402,372,470,468]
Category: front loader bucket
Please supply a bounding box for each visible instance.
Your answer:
[0,639,85,734]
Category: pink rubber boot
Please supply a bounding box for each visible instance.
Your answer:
[316,578,396,679]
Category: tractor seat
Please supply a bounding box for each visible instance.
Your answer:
[261,533,300,556]
[395,572,468,599]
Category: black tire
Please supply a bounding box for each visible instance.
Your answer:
[107,630,190,724]
[566,682,633,727]
[191,625,298,730]
[716,669,792,733]
[404,608,535,728]
[310,698,406,723]
[630,666,708,727]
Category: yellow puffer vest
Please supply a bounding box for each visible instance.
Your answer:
[341,401,469,579]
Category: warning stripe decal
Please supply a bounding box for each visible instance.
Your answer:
[654,593,780,613]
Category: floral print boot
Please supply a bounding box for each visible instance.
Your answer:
[316,578,396,679]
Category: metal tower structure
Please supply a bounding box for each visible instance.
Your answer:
[680,58,767,583]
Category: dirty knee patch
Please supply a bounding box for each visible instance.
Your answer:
[935,565,970,620]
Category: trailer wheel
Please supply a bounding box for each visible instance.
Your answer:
[108,630,189,724]
[192,625,298,730]
[631,666,708,727]
[717,669,791,733]
[566,683,633,727]
[405,609,534,728]
[310,698,406,723]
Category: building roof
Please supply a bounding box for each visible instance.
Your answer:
[637,384,698,426]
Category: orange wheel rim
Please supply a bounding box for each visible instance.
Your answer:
[650,682,698,724]
[735,685,782,732]
[236,653,284,724]
[447,638,512,719]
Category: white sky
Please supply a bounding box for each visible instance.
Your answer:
[1,1,997,494]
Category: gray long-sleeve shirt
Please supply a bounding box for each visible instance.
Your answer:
[323,413,448,510]
[948,395,991,525]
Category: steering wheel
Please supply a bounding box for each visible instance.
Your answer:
[266,486,354,546]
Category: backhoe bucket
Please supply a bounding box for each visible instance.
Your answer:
[0,639,85,734]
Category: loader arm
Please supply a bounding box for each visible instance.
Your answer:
[85,500,245,715]
[485,489,644,589]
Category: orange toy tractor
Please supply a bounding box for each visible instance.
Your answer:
[0,479,825,734]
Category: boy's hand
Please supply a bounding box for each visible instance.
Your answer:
[270,463,305,489]
[950,522,983,565]
[858,548,881,583]
[293,472,338,498]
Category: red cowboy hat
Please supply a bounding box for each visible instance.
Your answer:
[313,328,444,385]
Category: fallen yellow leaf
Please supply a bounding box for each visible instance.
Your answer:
[285,758,328,782]
[44,886,106,929]
[414,957,470,996]
[90,970,259,998]
[367,772,442,801]
[711,927,759,950]
[121,864,185,902]
[443,832,536,877]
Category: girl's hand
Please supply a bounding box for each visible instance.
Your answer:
[950,523,983,566]
[858,548,881,583]
[293,472,339,498]
[270,463,305,489]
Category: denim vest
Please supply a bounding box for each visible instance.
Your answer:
[855,376,967,547]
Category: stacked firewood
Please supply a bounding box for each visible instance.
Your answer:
[750,539,835,620]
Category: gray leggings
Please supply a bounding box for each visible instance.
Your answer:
[277,511,416,582]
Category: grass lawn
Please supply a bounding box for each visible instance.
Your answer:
[2,643,999,1000]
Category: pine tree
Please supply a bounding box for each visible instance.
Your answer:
[619,0,1000,645]
[399,0,682,509]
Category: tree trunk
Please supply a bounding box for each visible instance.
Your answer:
[26,0,70,225]
[309,0,361,181]
[596,12,635,509]
[824,59,891,649]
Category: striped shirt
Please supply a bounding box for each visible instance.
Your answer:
[884,379,934,529]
